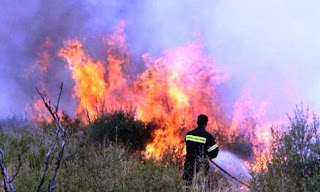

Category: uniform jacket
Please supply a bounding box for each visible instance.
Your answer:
[183,126,219,181]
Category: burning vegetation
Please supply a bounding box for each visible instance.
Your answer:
[29,22,272,165]
[1,102,319,191]
[1,19,319,191]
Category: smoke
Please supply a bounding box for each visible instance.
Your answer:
[0,0,124,117]
[1,0,320,119]
[204,0,320,119]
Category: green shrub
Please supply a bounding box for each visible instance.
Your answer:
[160,145,185,170]
[55,141,184,192]
[224,133,253,159]
[0,125,56,191]
[0,111,241,192]
[87,110,157,153]
[250,105,320,192]
[61,112,84,137]
[0,117,184,192]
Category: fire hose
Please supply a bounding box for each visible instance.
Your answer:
[208,159,250,188]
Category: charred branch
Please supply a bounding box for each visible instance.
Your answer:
[99,97,105,116]
[55,83,63,116]
[95,96,99,118]
[85,108,91,123]
[35,82,67,192]
[48,139,66,191]
[0,148,16,192]
[36,142,56,192]
[8,155,21,183]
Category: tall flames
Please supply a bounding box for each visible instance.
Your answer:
[58,40,106,120]
[58,22,232,158]
[31,21,280,170]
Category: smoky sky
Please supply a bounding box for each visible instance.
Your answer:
[1,0,320,120]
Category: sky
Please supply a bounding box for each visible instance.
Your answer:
[1,0,320,119]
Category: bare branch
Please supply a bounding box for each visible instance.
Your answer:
[48,139,66,191]
[0,147,15,192]
[36,141,56,192]
[8,155,21,183]
[36,88,56,121]
[35,83,67,192]
[99,97,105,116]
[55,82,63,116]
[2,177,8,192]
[85,108,91,124]
[95,95,99,118]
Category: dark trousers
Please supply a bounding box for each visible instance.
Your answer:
[182,159,210,185]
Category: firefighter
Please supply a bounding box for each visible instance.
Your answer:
[182,114,219,186]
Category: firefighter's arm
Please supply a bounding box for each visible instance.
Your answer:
[207,135,219,159]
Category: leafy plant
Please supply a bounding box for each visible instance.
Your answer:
[87,110,157,153]
[250,105,320,192]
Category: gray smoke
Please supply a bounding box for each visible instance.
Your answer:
[1,0,320,120]
[0,0,127,117]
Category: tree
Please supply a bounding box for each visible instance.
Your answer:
[251,105,320,192]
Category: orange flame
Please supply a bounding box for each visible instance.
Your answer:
[37,37,53,75]
[58,24,230,158]
[56,21,285,170]
[27,37,55,122]
[134,41,229,158]
[58,40,106,120]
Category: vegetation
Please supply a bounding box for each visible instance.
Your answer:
[250,105,320,192]
[1,105,320,191]
[224,133,253,159]
[0,113,183,191]
[88,110,157,153]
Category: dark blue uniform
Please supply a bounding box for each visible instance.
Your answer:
[183,126,219,183]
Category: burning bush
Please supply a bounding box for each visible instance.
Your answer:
[250,105,320,192]
[223,133,254,159]
[87,110,157,153]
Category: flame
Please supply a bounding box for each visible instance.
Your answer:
[58,40,106,120]
[23,21,287,171]
[37,37,53,75]
[58,25,230,158]
[26,99,51,122]
[135,41,229,158]
[27,37,56,122]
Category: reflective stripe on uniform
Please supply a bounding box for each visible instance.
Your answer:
[207,144,218,152]
[186,135,206,144]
